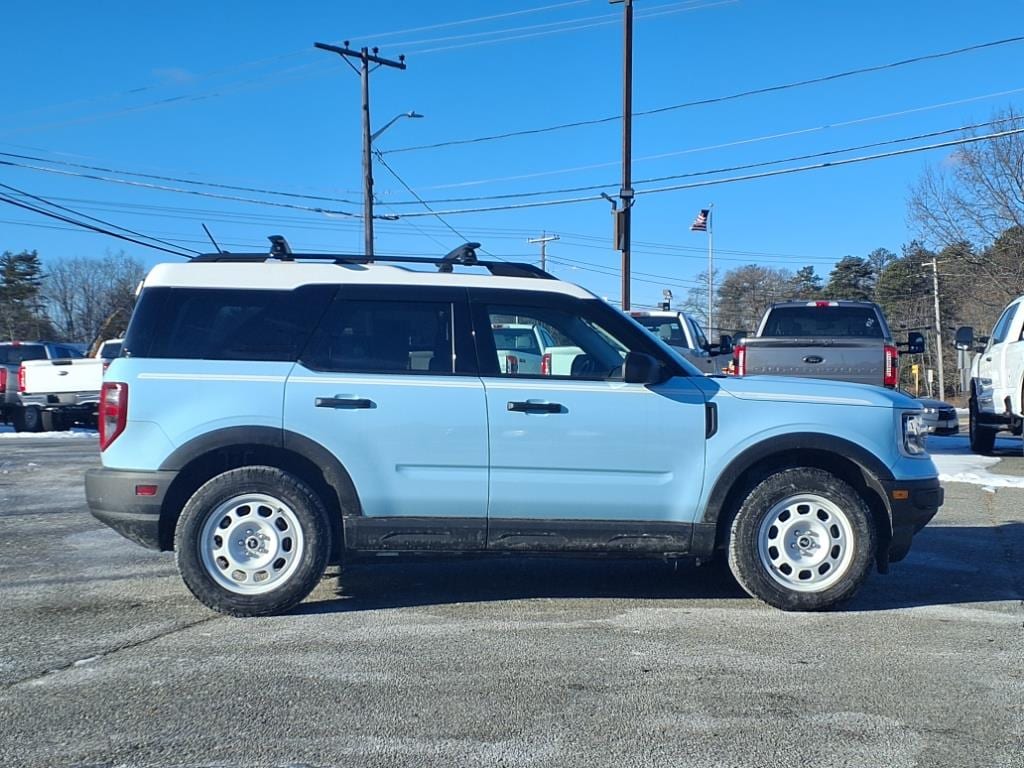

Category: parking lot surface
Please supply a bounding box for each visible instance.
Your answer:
[1,436,1022,768]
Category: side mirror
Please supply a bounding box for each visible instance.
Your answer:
[718,334,733,355]
[954,326,974,350]
[975,335,990,353]
[906,331,925,354]
[624,351,667,384]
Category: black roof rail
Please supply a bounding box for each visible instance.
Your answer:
[189,237,556,279]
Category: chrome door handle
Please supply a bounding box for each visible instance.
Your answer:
[315,396,374,409]
[507,400,563,414]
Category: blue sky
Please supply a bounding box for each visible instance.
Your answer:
[1,0,1021,309]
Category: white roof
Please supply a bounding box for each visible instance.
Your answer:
[143,261,595,299]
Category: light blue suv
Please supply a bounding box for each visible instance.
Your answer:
[86,243,942,616]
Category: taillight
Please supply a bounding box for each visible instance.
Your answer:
[0,367,6,390]
[99,382,128,451]
[541,353,552,376]
[883,345,898,388]
[504,354,519,374]
[17,365,26,392]
[734,344,747,376]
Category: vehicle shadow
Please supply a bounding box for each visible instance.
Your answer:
[294,522,1024,615]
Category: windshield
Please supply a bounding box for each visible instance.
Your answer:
[762,306,885,338]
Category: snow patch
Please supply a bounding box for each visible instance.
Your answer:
[930,435,1024,488]
[0,426,97,439]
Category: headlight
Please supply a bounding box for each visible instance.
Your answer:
[902,413,928,455]
[922,407,937,415]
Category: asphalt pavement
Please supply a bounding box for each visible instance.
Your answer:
[0,437,1021,768]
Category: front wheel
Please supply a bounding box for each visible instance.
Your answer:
[727,468,876,611]
[968,397,997,455]
[174,466,332,617]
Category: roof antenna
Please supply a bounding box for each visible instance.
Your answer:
[201,223,225,254]
[268,235,293,260]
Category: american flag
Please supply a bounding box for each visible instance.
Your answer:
[690,209,710,232]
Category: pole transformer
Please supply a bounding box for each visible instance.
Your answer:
[315,41,407,260]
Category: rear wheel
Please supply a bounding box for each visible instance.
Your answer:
[728,468,876,611]
[174,466,332,617]
[969,397,996,455]
[13,406,42,433]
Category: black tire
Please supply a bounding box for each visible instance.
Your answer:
[727,467,876,611]
[969,397,996,455]
[174,466,332,617]
[12,406,42,433]
[40,410,67,432]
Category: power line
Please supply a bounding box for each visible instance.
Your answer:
[0,194,194,258]
[0,182,202,256]
[383,35,1024,155]
[392,126,1024,218]
[384,116,1018,206]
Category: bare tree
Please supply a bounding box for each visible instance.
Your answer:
[43,251,145,346]
[908,108,1024,299]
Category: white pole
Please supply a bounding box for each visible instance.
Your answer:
[707,205,714,337]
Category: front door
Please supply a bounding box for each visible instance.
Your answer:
[470,290,708,552]
[284,285,488,550]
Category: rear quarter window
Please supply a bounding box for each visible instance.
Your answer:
[123,286,336,361]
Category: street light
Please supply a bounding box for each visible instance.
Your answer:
[371,110,423,143]
[364,110,423,260]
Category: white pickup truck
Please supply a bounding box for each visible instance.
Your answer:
[959,297,1024,453]
[491,323,583,375]
[629,310,733,375]
[1,341,104,432]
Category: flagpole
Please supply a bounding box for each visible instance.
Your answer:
[707,204,714,337]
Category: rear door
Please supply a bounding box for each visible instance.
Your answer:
[283,285,489,550]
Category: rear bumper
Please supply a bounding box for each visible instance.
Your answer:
[86,468,178,550]
[882,477,943,563]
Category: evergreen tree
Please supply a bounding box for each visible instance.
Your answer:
[823,256,875,301]
[787,265,823,299]
[0,250,51,340]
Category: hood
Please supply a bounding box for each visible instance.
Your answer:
[703,374,921,409]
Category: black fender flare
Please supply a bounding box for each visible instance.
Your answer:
[701,432,895,531]
[159,426,362,517]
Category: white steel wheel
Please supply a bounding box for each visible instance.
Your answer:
[199,493,305,595]
[756,493,855,593]
[727,467,876,611]
[174,466,331,617]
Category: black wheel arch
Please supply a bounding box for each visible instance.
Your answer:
[703,433,894,571]
[156,427,361,560]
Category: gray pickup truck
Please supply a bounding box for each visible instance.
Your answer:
[734,300,924,388]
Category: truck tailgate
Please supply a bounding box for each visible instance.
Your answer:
[743,338,883,386]
[20,358,104,395]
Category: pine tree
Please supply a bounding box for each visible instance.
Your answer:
[823,256,875,301]
[787,265,823,299]
[0,250,50,340]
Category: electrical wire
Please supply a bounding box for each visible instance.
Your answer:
[0,182,202,256]
[384,117,1020,205]
[383,35,1024,155]
[0,194,194,258]
[392,126,1024,217]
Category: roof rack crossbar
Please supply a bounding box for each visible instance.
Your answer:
[190,241,555,279]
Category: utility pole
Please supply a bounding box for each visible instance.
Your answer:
[930,257,945,398]
[528,232,559,272]
[611,0,634,310]
[315,40,407,260]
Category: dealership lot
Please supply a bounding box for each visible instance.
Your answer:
[1,436,1021,768]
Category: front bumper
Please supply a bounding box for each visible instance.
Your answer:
[85,468,178,550]
[882,477,943,563]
